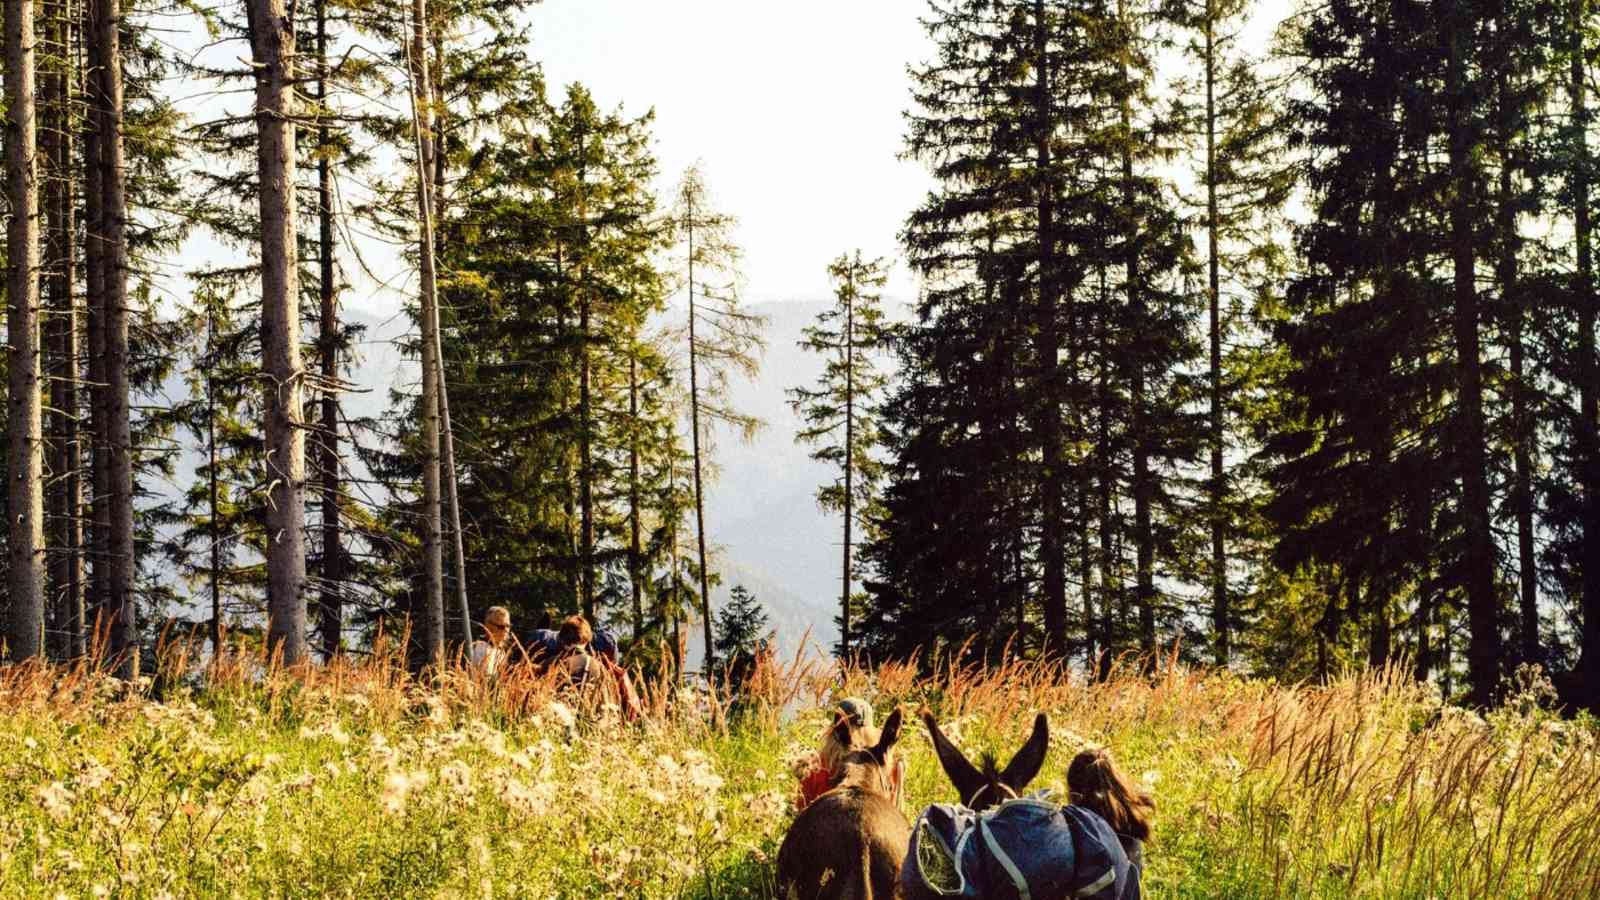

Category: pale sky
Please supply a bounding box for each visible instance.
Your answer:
[525,0,937,305]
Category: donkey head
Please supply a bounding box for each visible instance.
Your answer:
[922,710,1049,810]
[833,706,905,799]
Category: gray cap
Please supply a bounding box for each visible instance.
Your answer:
[836,697,874,729]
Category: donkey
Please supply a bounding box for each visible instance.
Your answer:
[776,707,909,900]
[902,711,1140,900]
[923,710,1050,809]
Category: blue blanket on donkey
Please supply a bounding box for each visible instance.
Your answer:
[900,794,1139,900]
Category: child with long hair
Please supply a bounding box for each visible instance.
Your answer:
[793,698,903,812]
[1067,747,1156,870]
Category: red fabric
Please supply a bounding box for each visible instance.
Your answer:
[604,657,642,722]
[796,763,834,812]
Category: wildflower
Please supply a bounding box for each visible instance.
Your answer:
[548,701,576,729]
[441,760,474,798]
[77,761,112,791]
[37,782,73,822]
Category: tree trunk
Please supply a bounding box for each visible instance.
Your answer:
[314,0,344,662]
[206,310,222,655]
[406,0,444,667]
[1033,0,1067,658]
[423,20,469,651]
[1496,51,1538,667]
[687,205,715,672]
[1570,0,1600,706]
[1204,8,1229,666]
[6,0,46,661]
[246,0,307,667]
[578,197,595,621]
[1119,0,1156,654]
[82,9,107,653]
[628,349,643,637]
[840,264,856,659]
[1095,258,1116,669]
[96,0,135,678]
[45,0,84,660]
[1445,4,1499,706]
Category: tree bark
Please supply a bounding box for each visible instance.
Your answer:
[628,348,643,637]
[1569,0,1600,706]
[81,4,107,654]
[1033,0,1067,657]
[687,201,715,672]
[1444,3,1499,706]
[1204,6,1229,666]
[406,0,444,667]
[6,0,46,661]
[1496,47,1538,667]
[1119,0,1156,654]
[45,0,84,660]
[314,0,343,661]
[245,0,307,667]
[840,263,856,659]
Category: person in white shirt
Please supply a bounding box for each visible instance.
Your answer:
[469,606,512,677]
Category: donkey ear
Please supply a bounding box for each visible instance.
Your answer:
[829,712,855,748]
[923,710,984,801]
[874,707,905,757]
[999,712,1049,793]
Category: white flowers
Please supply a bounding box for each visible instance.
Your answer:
[380,769,430,815]
[440,760,474,798]
[37,782,72,822]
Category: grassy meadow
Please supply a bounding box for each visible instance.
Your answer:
[1,641,1598,899]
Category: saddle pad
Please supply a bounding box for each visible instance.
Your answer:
[902,794,1139,900]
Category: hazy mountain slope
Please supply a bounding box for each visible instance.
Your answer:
[151,299,886,661]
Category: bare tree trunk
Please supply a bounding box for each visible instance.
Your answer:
[93,0,134,678]
[1032,0,1067,658]
[1495,51,1538,667]
[45,0,84,660]
[425,26,469,648]
[1569,0,1600,707]
[82,6,108,653]
[578,253,595,621]
[206,309,222,654]
[1119,0,1156,655]
[313,0,344,661]
[406,0,444,665]
[6,0,46,661]
[245,0,307,667]
[628,349,643,637]
[1445,5,1499,706]
[1204,7,1229,666]
[840,265,855,659]
[687,207,715,673]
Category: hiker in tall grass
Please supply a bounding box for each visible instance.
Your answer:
[793,698,904,812]
[1068,748,1156,870]
[548,614,641,720]
[469,606,513,677]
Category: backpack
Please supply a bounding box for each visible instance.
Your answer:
[901,794,1140,900]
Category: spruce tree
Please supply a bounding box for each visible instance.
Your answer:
[789,251,889,658]
[670,165,765,672]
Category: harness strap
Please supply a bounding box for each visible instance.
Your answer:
[967,781,1018,809]
[978,817,1031,900]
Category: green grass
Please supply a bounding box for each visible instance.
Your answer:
[1,650,1598,898]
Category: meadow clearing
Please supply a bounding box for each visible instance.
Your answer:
[1,642,1596,899]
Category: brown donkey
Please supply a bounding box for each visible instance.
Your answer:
[923,710,1049,809]
[776,707,909,900]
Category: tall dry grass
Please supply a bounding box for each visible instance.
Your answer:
[1,632,1597,898]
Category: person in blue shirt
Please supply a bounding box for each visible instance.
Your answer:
[529,614,618,665]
